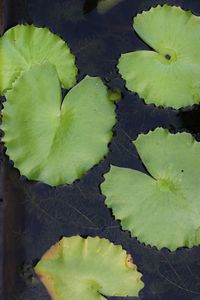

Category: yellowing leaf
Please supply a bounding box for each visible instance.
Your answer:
[35,236,144,299]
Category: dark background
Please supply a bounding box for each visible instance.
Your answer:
[1,0,200,299]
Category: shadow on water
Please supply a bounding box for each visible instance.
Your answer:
[83,0,99,14]
[2,0,200,299]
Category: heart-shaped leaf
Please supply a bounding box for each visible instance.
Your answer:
[101,128,200,251]
[118,5,200,109]
[34,236,144,299]
[1,63,117,186]
[0,25,77,94]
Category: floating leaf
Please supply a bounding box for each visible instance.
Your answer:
[0,25,77,94]
[101,128,200,251]
[118,5,200,109]
[97,0,125,14]
[35,236,144,299]
[1,63,117,186]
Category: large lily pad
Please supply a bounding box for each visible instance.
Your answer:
[0,25,77,94]
[1,63,117,186]
[101,128,200,251]
[35,236,144,299]
[118,5,200,109]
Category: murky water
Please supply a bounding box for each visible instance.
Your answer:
[2,0,200,299]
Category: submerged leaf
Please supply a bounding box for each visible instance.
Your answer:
[35,236,144,299]
[0,25,77,94]
[118,5,200,108]
[97,0,125,14]
[1,63,117,186]
[101,128,200,251]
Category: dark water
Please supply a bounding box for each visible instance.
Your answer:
[2,0,200,299]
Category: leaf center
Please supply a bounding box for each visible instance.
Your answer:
[158,48,177,64]
[156,178,177,193]
[165,54,171,60]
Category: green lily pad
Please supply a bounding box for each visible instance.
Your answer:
[34,236,144,299]
[101,128,200,251]
[118,5,200,109]
[0,24,77,94]
[1,63,117,186]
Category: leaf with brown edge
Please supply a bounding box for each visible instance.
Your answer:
[35,236,144,300]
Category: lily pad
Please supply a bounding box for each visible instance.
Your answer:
[1,63,117,186]
[118,5,200,109]
[34,236,144,299]
[0,24,77,94]
[101,128,200,251]
[97,0,125,14]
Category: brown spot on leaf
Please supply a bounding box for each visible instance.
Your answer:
[125,254,136,270]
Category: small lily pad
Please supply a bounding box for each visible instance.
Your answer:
[34,236,144,299]
[0,25,77,94]
[118,5,200,108]
[97,0,125,14]
[101,128,200,251]
[1,63,117,186]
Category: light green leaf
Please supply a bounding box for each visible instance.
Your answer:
[101,128,200,251]
[1,63,117,186]
[118,5,200,109]
[0,25,77,94]
[34,236,144,299]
